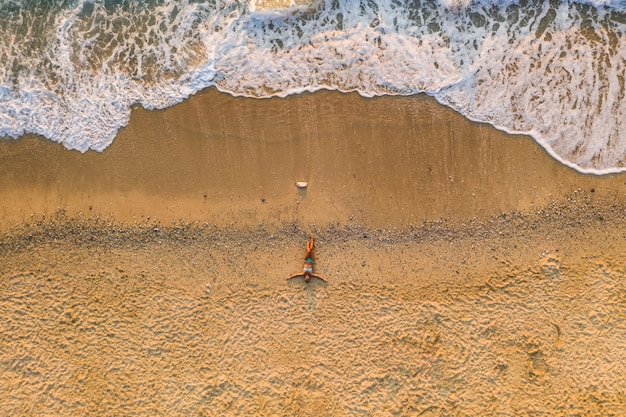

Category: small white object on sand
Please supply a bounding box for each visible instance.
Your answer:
[296,181,308,189]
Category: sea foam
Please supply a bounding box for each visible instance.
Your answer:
[1,0,626,173]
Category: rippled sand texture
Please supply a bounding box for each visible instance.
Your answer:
[2,222,625,416]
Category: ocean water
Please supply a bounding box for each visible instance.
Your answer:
[1,0,625,173]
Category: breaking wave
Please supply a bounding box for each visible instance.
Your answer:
[1,0,626,173]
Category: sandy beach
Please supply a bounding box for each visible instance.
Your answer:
[1,90,626,415]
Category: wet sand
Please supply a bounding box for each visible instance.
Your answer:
[3,89,626,230]
[1,90,626,415]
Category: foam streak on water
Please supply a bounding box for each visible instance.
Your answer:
[1,0,626,173]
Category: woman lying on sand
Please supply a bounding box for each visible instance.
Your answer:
[286,235,327,283]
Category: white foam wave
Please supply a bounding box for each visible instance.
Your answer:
[439,0,472,11]
[1,0,626,173]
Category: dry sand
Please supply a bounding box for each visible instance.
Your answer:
[1,90,626,416]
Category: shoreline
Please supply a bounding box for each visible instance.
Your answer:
[2,89,625,233]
